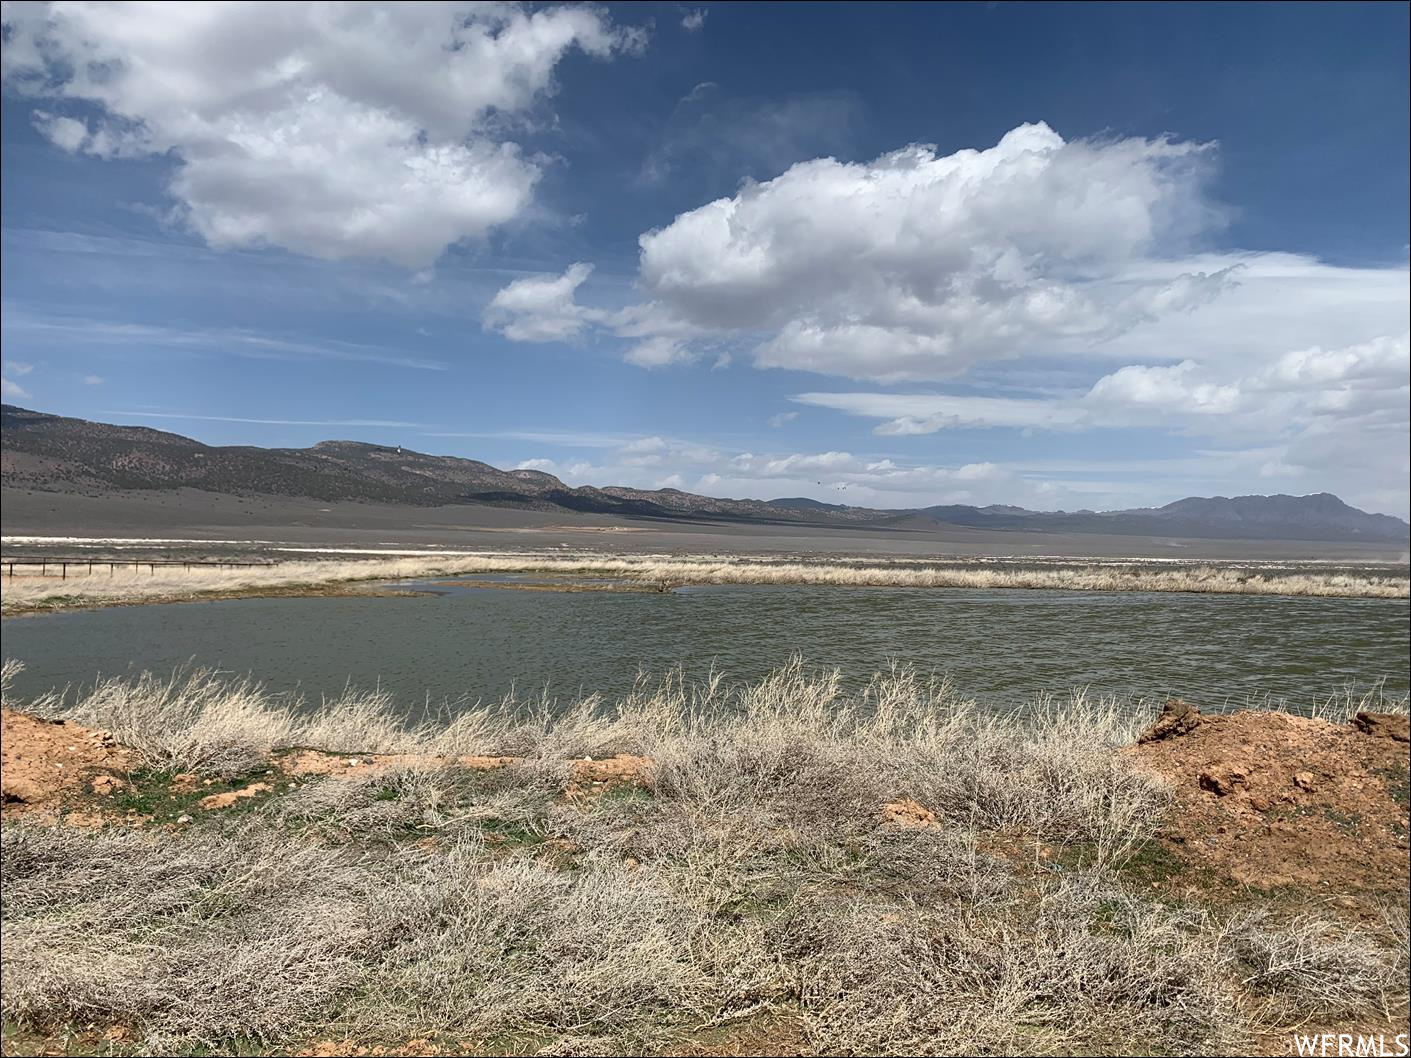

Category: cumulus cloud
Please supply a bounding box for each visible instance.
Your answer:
[632,122,1226,380]
[1092,333,1410,434]
[488,122,1232,375]
[485,263,597,342]
[484,267,713,367]
[1086,360,1242,415]
[681,8,707,32]
[2,2,643,267]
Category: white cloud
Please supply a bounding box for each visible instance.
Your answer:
[487,122,1233,375]
[1085,334,1410,448]
[2,358,35,399]
[623,336,693,368]
[484,263,596,342]
[500,432,1140,509]
[2,2,643,267]
[681,8,707,32]
[793,391,1089,433]
[767,411,798,427]
[798,332,1411,516]
[1086,360,1242,415]
[81,374,104,385]
[804,334,1409,442]
[1091,253,1408,367]
[630,122,1225,380]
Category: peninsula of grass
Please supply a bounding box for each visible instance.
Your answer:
[2,549,1407,616]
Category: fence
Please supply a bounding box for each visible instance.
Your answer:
[3,557,275,580]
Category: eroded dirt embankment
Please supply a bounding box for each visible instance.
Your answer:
[1129,700,1409,899]
[0,708,133,810]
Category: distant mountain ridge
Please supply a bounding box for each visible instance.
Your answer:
[894,495,1409,542]
[0,405,837,524]
[3,405,1407,543]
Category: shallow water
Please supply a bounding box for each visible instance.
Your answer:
[2,578,1407,713]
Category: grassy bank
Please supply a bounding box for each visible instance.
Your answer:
[2,549,1408,614]
[2,660,1407,1055]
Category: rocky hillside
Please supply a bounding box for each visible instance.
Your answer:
[0,405,841,523]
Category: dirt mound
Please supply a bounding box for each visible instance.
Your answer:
[880,797,941,829]
[1130,704,1410,897]
[1353,710,1410,743]
[1,707,133,814]
[1137,697,1204,743]
[567,753,653,798]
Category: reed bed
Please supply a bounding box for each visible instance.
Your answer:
[2,549,1406,614]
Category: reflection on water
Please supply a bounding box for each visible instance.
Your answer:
[2,578,1407,714]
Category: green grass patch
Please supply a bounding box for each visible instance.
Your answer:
[478,817,547,849]
[101,767,281,825]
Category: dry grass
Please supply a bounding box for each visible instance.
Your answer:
[26,660,1173,871]
[1308,680,1411,723]
[3,661,1408,1054]
[1,549,1406,614]
[0,555,459,614]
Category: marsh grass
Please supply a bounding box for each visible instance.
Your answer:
[2,549,1406,614]
[3,660,1408,1054]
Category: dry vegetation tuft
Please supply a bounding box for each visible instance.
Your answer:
[2,660,1407,1054]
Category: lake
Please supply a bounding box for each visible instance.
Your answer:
[2,577,1407,714]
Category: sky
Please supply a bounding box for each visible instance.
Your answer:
[1,1,1408,517]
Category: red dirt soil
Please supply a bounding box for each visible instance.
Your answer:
[566,752,653,798]
[277,749,519,778]
[0,707,132,815]
[1129,701,1410,898]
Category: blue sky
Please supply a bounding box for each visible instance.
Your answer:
[2,1,1408,516]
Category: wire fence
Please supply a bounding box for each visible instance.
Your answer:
[3,558,275,580]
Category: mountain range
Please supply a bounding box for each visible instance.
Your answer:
[3,404,1407,544]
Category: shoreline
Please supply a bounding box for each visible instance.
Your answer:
[2,549,1407,616]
